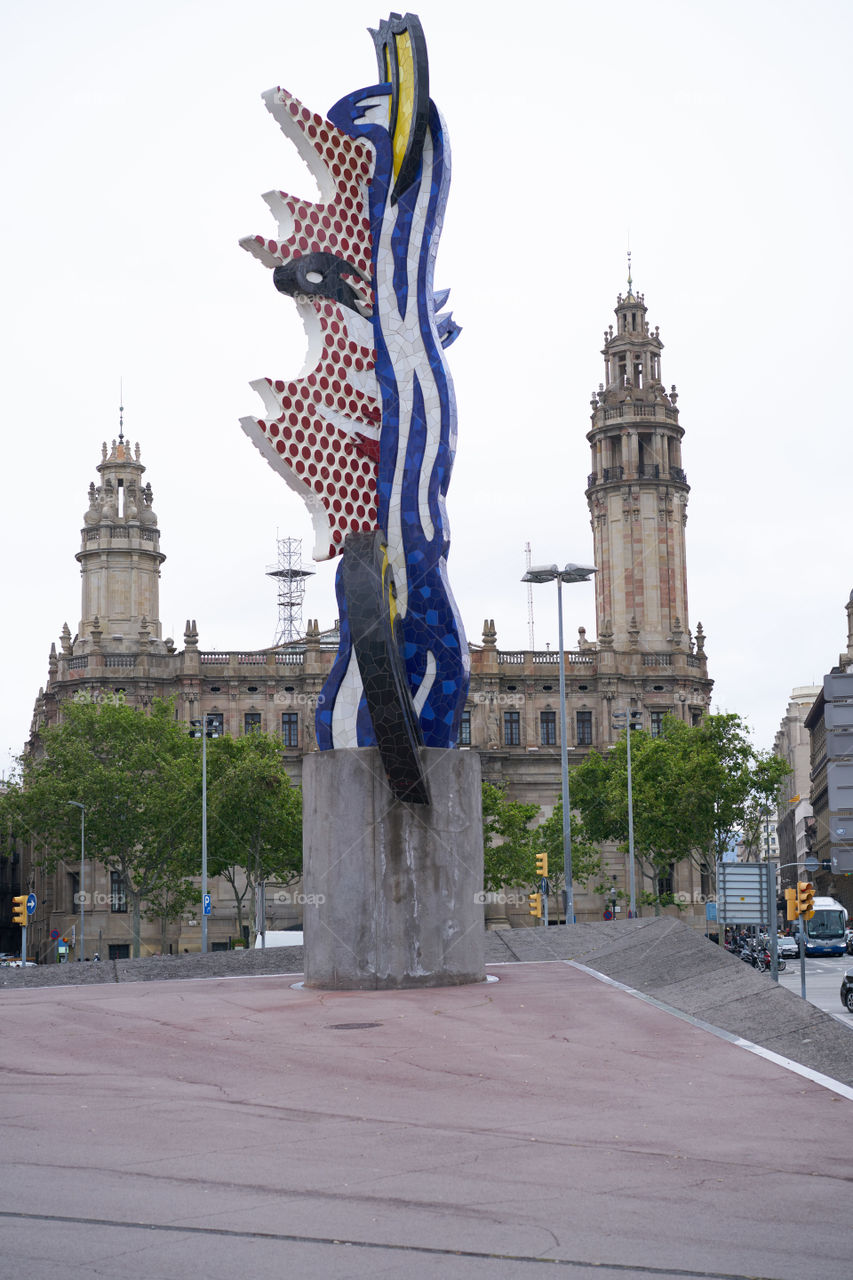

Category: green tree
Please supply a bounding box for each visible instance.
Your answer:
[481,782,538,892]
[481,784,603,911]
[0,698,200,955]
[198,732,302,941]
[569,713,790,908]
[531,802,604,909]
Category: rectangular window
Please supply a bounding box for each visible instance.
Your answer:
[540,710,556,746]
[459,709,471,746]
[503,710,520,746]
[108,944,130,961]
[69,871,80,914]
[110,871,127,913]
[244,712,262,734]
[281,712,299,748]
[700,863,712,899]
[576,710,593,746]
[657,865,674,898]
[650,710,667,738]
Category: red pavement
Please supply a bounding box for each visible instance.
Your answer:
[0,961,850,1280]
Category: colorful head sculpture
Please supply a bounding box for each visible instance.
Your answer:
[240,13,468,802]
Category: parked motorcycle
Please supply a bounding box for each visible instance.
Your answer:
[752,946,786,974]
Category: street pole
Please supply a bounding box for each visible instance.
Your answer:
[776,859,809,999]
[202,717,208,955]
[68,802,85,962]
[556,574,573,926]
[625,714,637,919]
[522,563,597,929]
[611,710,639,919]
[766,861,778,983]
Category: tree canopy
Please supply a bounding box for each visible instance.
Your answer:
[481,782,539,892]
[568,713,790,907]
[196,731,302,940]
[0,701,305,953]
[481,782,602,906]
[530,802,603,905]
[0,698,200,955]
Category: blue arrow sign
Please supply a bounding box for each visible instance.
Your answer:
[203,894,211,916]
[26,893,36,916]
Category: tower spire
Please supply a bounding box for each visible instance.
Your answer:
[77,436,164,649]
[586,283,689,652]
[118,380,124,444]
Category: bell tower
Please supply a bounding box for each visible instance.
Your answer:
[75,433,165,651]
[586,270,690,654]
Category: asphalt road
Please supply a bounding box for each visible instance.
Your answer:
[1,961,851,1280]
[776,952,853,1026]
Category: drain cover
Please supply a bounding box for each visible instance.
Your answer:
[327,1021,383,1030]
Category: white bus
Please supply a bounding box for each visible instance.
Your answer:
[795,896,848,956]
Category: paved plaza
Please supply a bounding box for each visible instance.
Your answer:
[1,944,851,1280]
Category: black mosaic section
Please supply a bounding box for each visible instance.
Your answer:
[342,529,430,804]
[273,252,367,316]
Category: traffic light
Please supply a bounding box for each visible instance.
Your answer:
[535,850,548,879]
[189,717,220,739]
[784,887,798,921]
[11,895,27,927]
[528,892,542,919]
[796,881,815,920]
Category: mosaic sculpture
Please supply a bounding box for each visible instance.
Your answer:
[240,13,468,802]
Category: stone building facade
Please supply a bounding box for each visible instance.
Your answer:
[773,686,820,893]
[14,281,713,960]
[800,592,853,918]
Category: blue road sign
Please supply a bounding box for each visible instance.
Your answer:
[203,894,211,916]
[26,893,36,916]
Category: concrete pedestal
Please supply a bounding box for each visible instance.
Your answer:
[302,747,485,989]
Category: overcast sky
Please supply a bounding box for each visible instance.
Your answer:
[1,0,851,776]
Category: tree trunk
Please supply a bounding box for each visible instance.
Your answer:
[131,892,142,958]
[249,878,257,945]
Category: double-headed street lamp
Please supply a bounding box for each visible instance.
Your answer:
[189,715,220,953]
[611,707,642,919]
[521,563,597,926]
[67,801,85,961]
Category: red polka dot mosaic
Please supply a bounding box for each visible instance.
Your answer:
[253,299,381,557]
[241,89,380,559]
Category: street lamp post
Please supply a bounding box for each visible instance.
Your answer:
[189,714,220,954]
[611,707,642,919]
[67,802,85,961]
[202,722,208,955]
[522,563,597,926]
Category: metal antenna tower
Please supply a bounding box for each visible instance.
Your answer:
[525,542,535,649]
[266,536,314,645]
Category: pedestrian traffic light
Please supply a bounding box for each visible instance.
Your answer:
[796,881,815,920]
[11,895,27,927]
[784,887,798,921]
[528,892,542,919]
[535,850,548,879]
